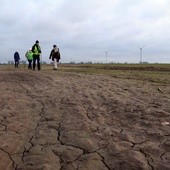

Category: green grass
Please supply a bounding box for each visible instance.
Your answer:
[59,63,170,84]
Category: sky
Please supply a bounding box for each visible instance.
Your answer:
[0,0,170,63]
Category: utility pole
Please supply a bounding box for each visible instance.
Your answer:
[105,51,108,63]
[138,46,144,63]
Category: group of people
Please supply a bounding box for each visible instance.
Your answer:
[14,40,61,70]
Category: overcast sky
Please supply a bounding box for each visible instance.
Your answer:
[0,0,170,63]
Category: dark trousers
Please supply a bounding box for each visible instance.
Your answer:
[28,59,32,69]
[33,55,40,70]
[15,60,19,67]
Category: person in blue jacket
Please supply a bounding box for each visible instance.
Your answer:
[14,51,20,67]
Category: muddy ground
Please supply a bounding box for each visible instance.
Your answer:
[0,66,169,170]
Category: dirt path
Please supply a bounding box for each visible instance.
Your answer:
[0,69,169,170]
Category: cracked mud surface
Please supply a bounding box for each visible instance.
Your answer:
[0,67,169,170]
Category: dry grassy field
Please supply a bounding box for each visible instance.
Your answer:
[0,64,169,170]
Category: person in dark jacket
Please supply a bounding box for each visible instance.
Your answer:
[32,40,41,70]
[49,45,61,70]
[14,51,20,67]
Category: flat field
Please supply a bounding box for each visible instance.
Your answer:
[0,64,169,170]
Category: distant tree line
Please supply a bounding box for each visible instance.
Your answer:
[6,60,47,65]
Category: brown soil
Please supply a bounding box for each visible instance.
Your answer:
[0,67,169,170]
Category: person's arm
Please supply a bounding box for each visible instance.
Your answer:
[32,45,35,53]
[58,49,61,59]
[36,44,41,53]
[25,52,28,58]
[38,45,41,53]
[49,50,53,59]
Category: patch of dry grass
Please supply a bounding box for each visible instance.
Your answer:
[1,64,170,84]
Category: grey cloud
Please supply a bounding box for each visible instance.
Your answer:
[0,0,170,63]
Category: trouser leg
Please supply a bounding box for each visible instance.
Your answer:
[37,56,41,70]
[15,61,19,67]
[33,57,36,70]
[33,55,40,70]
[54,58,57,69]
[30,60,32,69]
[28,60,30,68]
[28,60,32,69]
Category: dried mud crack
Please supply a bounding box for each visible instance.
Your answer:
[0,69,169,170]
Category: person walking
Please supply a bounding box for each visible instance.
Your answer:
[14,51,20,67]
[25,48,33,69]
[49,45,61,70]
[32,40,41,70]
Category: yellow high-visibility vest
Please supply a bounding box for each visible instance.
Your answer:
[34,45,41,55]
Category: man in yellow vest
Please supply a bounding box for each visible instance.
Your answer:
[32,40,41,70]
